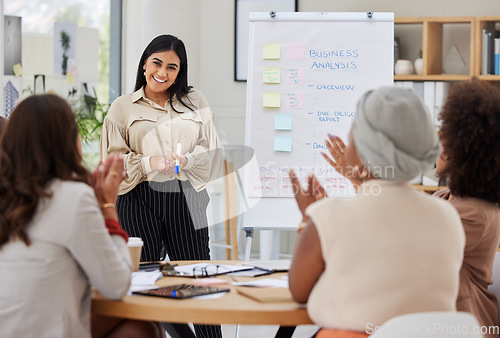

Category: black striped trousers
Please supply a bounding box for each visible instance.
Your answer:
[117,179,222,338]
[117,179,211,262]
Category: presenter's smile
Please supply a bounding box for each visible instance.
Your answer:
[153,76,167,83]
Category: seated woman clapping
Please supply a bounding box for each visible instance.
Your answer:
[0,94,164,338]
[289,87,465,337]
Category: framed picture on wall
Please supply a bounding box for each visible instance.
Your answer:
[234,0,297,82]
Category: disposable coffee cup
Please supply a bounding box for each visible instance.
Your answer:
[127,237,143,272]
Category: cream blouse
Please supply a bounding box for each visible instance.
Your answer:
[306,180,465,331]
[100,87,222,194]
[0,180,132,338]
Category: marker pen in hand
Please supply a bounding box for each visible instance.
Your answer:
[175,143,181,174]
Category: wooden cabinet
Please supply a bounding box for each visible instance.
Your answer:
[394,16,500,82]
[393,16,500,194]
[475,16,500,81]
[394,16,475,82]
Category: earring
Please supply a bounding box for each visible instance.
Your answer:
[359,167,368,178]
[353,165,368,179]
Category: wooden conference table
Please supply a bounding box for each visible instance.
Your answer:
[91,260,313,329]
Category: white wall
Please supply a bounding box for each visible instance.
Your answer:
[298,0,499,17]
[198,0,247,146]
[121,0,500,146]
[121,0,201,94]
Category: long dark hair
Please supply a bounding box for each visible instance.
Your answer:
[0,117,7,134]
[0,94,91,248]
[439,79,500,204]
[134,34,193,112]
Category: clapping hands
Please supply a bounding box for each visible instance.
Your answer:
[289,170,326,220]
[92,154,126,208]
[321,134,363,190]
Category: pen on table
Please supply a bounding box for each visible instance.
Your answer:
[175,143,181,174]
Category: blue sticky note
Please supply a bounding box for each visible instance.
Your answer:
[274,135,292,152]
[275,114,293,131]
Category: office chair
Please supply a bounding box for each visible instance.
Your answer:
[368,311,483,338]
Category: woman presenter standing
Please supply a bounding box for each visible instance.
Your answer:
[101,34,223,337]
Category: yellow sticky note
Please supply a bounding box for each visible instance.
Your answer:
[263,92,281,108]
[263,43,280,59]
[263,67,281,84]
[13,63,22,77]
[66,72,75,84]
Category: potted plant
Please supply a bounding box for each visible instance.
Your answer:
[60,30,71,75]
[70,89,109,168]
[414,49,423,75]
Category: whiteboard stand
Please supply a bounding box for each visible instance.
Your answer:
[243,227,291,261]
[243,227,254,261]
[208,145,252,260]
[240,198,302,260]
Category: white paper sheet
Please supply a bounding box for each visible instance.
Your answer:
[128,270,162,294]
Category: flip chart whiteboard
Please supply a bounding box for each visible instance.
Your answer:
[241,12,394,230]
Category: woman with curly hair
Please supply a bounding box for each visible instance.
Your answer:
[434,79,500,337]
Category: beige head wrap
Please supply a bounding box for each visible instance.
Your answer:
[351,86,440,181]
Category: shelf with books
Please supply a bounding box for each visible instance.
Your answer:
[394,74,471,81]
[395,17,475,81]
[475,16,500,79]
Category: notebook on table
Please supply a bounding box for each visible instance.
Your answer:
[235,286,293,303]
[132,284,230,299]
